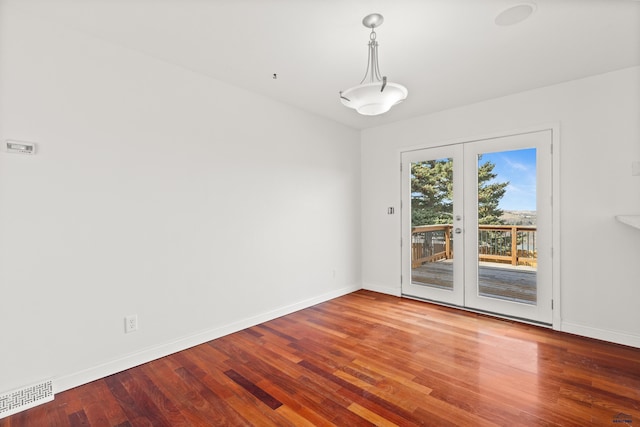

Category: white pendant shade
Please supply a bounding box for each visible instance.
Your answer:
[340,13,408,116]
[340,82,408,116]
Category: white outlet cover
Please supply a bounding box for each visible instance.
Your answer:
[125,315,138,333]
[632,161,640,176]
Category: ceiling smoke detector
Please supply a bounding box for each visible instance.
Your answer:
[495,3,537,26]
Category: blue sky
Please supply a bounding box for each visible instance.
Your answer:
[480,148,536,211]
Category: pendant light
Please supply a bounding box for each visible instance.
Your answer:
[339,13,408,116]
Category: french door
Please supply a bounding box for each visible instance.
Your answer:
[401,130,553,324]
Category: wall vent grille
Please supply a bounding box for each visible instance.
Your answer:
[0,380,54,419]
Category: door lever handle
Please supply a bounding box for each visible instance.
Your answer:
[455,228,462,234]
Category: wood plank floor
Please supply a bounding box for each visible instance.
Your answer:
[2,290,639,426]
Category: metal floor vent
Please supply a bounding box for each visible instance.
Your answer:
[0,380,54,419]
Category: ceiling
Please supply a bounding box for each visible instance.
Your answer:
[4,0,640,130]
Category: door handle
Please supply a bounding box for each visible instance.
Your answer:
[455,228,462,234]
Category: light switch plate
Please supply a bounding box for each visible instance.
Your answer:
[632,161,640,176]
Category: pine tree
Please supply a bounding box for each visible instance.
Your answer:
[410,156,508,225]
[410,159,453,225]
[477,158,509,225]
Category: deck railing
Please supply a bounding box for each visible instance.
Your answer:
[411,224,537,268]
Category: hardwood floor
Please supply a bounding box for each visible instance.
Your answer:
[2,290,639,426]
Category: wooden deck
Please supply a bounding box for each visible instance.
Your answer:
[412,260,537,304]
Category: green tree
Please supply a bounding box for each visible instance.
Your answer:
[411,159,453,225]
[410,157,508,226]
[477,159,509,225]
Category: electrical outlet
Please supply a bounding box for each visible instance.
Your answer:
[125,315,138,333]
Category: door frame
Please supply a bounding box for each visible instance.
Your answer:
[398,124,561,329]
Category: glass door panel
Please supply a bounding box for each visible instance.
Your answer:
[401,145,464,306]
[476,148,537,305]
[463,131,552,324]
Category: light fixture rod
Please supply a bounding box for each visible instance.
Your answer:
[359,36,373,84]
[359,29,384,85]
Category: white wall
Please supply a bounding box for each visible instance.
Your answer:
[362,66,640,348]
[0,9,361,394]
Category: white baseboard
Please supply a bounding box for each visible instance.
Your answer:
[55,284,361,393]
[362,282,401,297]
[561,321,640,349]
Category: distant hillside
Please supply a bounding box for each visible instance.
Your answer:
[500,210,537,225]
